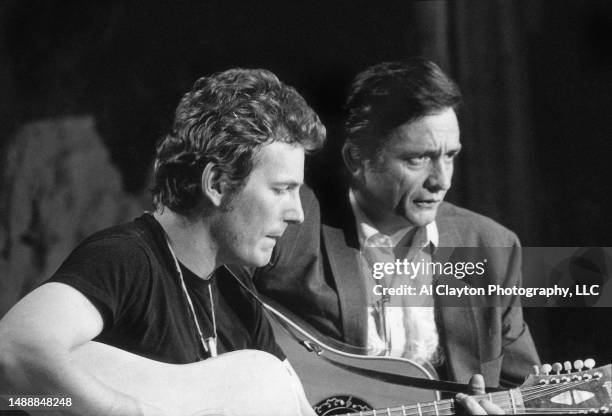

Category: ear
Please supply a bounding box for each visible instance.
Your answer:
[342,143,365,182]
[201,162,230,207]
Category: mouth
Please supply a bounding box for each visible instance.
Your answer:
[265,234,282,244]
[264,225,287,246]
[413,199,441,209]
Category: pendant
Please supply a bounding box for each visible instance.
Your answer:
[204,336,217,358]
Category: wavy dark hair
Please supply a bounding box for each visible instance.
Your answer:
[151,68,326,214]
[344,58,462,158]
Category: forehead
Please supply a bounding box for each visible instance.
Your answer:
[250,141,305,181]
[383,108,460,152]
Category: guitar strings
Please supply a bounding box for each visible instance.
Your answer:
[336,405,600,416]
[342,404,600,416]
[517,407,593,415]
[339,377,603,416]
[520,377,597,401]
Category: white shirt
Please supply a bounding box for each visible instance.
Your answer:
[349,190,444,366]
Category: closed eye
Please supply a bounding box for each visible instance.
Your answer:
[272,183,301,195]
[273,187,289,195]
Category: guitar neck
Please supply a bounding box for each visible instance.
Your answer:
[334,390,512,416]
[347,397,456,416]
[350,375,611,416]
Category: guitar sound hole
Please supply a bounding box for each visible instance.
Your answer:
[313,395,372,415]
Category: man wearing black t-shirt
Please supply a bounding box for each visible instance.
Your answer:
[0,69,325,415]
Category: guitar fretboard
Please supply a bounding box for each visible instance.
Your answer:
[345,376,610,416]
[342,389,523,415]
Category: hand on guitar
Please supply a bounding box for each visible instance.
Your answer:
[455,374,504,415]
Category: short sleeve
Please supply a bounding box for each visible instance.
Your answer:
[48,235,152,331]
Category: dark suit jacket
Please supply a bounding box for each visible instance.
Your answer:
[254,185,539,387]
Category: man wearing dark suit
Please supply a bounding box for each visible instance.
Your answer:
[254,59,539,403]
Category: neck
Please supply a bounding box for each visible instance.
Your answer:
[154,208,218,279]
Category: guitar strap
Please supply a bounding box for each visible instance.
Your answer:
[225,266,503,394]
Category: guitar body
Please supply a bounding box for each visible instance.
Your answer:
[265,309,441,415]
[262,303,612,415]
[71,342,303,416]
[63,294,611,416]
[61,329,612,416]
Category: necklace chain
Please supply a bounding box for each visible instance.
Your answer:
[165,239,218,358]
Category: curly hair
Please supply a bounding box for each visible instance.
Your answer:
[344,58,461,158]
[151,68,326,214]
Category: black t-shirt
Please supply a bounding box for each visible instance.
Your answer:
[49,213,284,364]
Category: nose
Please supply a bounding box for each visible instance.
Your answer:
[424,159,452,192]
[284,189,305,224]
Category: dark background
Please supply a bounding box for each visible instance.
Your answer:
[1,0,611,370]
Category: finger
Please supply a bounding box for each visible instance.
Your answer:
[479,399,505,415]
[468,373,486,395]
[455,393,487,415]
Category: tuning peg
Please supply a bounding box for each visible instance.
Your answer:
[584,358,595,370]
[563,361,572,373]
[532,365,540,375]
[552,362,562,375]
[574,360,584,371]
[541,363,552,375]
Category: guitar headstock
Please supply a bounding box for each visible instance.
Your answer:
[519,359,611,413]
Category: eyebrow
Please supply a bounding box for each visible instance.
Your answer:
[399,144,462,157]
[270,180,303,187]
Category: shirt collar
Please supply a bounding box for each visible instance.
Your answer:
[348,189,438,249]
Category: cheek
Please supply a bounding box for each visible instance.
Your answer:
[225,220,259,260]
[222,203,255,244]
[229,193,260,225]
[236,202,270,244]
[393,166,425,192]
[378,167,415,196]
[247,200,271,226]
[236,213,261,245]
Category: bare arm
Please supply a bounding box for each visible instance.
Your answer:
[0,282,165,416]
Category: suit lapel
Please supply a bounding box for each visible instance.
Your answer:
[434,205,482,382]
[319,188,370,348]
[437,303,481,383]
[321,223,368,347]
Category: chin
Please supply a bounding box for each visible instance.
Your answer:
[246,253,273,268]
[407,214,436,228]
[250,259,270,268]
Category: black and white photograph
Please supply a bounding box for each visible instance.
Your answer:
[0,1,611,415]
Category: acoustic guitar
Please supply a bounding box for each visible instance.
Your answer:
[65,336,611,415]
[261,300,612,415]
[2,332,602,415]
[12,302,609,415]
[59,312,612,416]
